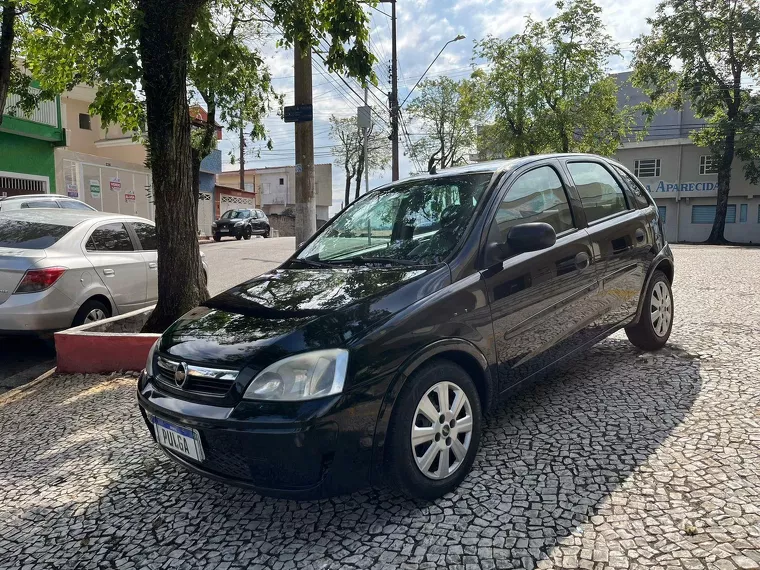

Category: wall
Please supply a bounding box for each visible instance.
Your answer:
[268,213,296,237]
[216,170,258,200]
[258,164,333,214]
[0,132,57,193]
[61,96,105,155]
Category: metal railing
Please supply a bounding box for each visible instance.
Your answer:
[3,89,59,127]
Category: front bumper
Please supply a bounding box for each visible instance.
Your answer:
[137,372,377,499]
[213,225,244,237]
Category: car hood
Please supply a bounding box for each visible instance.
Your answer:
[214,219,241,226]
[160,265,448,367]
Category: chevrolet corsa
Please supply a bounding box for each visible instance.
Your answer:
[137,154,674,499]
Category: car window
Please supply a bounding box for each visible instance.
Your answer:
[21,200,60,209]
[59,200,94,211]
[0,219,73,249]
[567,162,629,223]
[493,166,574,241]
[613,167,650,209]
[86,222,134,252]
[298,173,493,265]
[131,222,157,250]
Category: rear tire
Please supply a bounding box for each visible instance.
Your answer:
[72,299,111,328]
[625,270,673,351]
[387,360,482,500]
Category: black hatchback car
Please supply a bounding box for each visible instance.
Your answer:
[212,208,270,241]
[138,154,674,499]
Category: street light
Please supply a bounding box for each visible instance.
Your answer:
[400,34,466,107]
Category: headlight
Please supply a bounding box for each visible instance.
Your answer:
[243,349,348,401]
[211,222,217,227]
[234,221,244,227]
[145,338,160,377]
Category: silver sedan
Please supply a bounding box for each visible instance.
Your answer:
[0,209,207,334]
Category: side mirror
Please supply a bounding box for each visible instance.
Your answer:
[506,222,557,253]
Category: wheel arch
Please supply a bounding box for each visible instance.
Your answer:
[631,248,674,326]
[369,338,496,485]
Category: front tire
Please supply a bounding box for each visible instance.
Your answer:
[213,234,221,242]
[243,228,252,240]
[625,270,673,350]
[387,360,482,500]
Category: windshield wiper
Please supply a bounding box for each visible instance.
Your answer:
[344,256,422,266]
[291,257,333,268]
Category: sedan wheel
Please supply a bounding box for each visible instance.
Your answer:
[650,281,672,337]
[625,269,673,350]
[411,381,473,480]
[85,308,107,323]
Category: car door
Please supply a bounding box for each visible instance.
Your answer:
[563,160,654,331]
[129,221,158,303]
[84,221,148,312]
[481,162,599,392]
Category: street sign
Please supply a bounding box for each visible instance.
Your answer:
[357,106,372,128]
[284,104,313,123]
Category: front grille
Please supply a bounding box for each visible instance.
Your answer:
[155,356,238,397]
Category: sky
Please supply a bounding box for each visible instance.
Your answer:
[217,0,661,215]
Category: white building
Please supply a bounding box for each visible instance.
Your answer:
[257,164,333,223]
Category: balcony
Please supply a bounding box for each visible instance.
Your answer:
[1,88,65,145]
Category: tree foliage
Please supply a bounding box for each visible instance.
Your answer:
[633,0,760,243]
[406,76,482,172]
[475,0,634,158]
[329,113,390,206]
[12,0,375,331]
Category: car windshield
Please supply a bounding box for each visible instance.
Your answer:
[0,218,74,249]
[297,173,494,265]
[221,210,249,219]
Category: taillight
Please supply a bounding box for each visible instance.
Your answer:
[14,267,67,294]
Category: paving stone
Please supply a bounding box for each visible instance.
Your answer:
[1,245,759,569]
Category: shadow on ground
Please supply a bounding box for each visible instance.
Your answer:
[0,338,702,568]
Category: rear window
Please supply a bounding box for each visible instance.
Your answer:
[0,218,73,249]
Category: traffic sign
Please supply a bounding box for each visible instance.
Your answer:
[284,104,313,123]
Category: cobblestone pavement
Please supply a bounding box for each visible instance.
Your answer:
[1,245,759,570]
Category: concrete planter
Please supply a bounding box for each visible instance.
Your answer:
[55,307,159,374]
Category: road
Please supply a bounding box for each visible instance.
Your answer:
[2,245,760,569]
[0,237,295,392]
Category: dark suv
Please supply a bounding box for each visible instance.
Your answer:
[138,154,674,500]
[212,208,270,241]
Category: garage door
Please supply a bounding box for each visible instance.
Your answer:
[198,193,214,236]
[220,194,256,213]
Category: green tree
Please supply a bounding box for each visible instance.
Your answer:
[475,0,633,158]
[406,76,482,172]
[329,113,390,206]
[633,0,760,244]
[19,0,375,331]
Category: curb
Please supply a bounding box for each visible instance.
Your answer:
[0,367,57,403]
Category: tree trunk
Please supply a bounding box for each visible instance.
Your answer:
[344,168,352,207]
[139,0,207,333]
[706,130,735,244]
[0,0,16,125]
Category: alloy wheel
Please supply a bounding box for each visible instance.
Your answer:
[411,381,473,480]
[651,281,672,337]
[85,308,107,323]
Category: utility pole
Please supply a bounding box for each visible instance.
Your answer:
[239,122,245,191]
[294,39,316,245]
[390,0,399,181]
[364,86,370,195]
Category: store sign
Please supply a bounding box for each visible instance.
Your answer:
[110,176,122,192]
[89,180,101,198]
[66,184,79,198]
[645,181,718,193]
[124,191,136,203]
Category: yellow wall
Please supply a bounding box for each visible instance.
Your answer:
[61,97,105,155]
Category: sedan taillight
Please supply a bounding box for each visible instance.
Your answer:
[14,267,67,294]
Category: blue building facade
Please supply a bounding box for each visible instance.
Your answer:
[197,149,222,236]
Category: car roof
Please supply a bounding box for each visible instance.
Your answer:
[0,194,82,202]
[0,209,152,226]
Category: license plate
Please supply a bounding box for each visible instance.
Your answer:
[152,416,204,462]
[219,228,229,233]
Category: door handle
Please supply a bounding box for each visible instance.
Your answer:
[103,269,115,276]
[148,262,157,269]
[575,252,591,270]
[635,228,646,243]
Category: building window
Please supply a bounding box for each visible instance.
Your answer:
[78,113,91,130]
[691,204,736,224]
[657,205,666,223]
[634,158,661,178]
[740,203,748,223]
[699,155,719,175]
[279,178,285,185]
[244,183,254,193]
